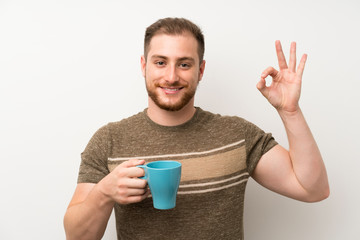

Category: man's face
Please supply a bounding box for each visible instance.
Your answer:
[141,33,205,111]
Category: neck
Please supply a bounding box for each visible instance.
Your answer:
[147,97,196,126]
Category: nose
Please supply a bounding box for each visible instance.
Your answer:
[164,65,178,84]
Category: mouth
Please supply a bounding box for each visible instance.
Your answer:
[160,87,184,94]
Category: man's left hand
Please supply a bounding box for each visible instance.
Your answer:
[257,40,307,114]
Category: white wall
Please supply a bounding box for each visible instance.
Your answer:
[1,0,359,239]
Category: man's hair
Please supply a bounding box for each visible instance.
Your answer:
[144,17,205,63]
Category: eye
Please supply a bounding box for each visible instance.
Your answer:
[155,61,165,66]
[179,63,191,69]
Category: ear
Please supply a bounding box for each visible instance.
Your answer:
[198,60,206,82]
[140,55,146,77]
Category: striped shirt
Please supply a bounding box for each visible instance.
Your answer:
[78,107,277,239]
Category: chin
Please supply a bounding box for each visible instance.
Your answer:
[147,87,196,112]
[157,102,187,112]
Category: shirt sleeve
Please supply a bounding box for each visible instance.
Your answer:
[77,124,110,184]
[244,120,278,175]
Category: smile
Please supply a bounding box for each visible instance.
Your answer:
[161,87,184,94]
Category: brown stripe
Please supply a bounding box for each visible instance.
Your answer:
[108,146,247,182]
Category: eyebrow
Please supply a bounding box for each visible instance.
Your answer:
[150,55,168,60]
[178,57,196,63]
[150,55,196,63]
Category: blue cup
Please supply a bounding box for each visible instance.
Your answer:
[138,161,182,210]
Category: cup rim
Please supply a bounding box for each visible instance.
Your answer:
[146,160,181,170]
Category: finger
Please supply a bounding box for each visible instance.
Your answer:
[297,54,307,78]
[124,187,149,197]
[275,40,288,70]
[121,189,151,204]
[115,159,146,178]
[289,42,297,72]
[256,78,266,90]
[261,66,278,79]
[125,166,146,178]
[120,159,145,168]
[120,159,145,173]
[124,178,148,189]
[256,78,270,98]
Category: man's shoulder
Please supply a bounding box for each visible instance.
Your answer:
[91,110,146,137]
[107,110,146,127]
[199,108,252,127]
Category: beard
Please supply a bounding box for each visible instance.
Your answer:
[146,80,198,112]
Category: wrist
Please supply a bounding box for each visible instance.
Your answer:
[93,181,116,208]
[277,106,303,119]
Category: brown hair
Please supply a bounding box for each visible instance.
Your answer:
[144,17,205,63]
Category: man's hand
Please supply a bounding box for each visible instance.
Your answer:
[64,159,150,240]
[253,41,329,202]
[97,159,150,205]
[257,40,307,114]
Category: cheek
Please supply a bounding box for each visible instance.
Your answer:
[146,67,163,79]
[179,70,197,79]
[185,72,200,84]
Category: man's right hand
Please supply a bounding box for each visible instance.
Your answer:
[97,159,150,205]
[64,159,150,240]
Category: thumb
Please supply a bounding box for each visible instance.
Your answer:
[256,78,269,98]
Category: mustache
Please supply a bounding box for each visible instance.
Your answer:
[154,82,188,88]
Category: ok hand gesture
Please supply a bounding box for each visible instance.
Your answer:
[257,41,307,114]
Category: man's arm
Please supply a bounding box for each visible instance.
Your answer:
[253,41,329,202]
[64,159,150,240]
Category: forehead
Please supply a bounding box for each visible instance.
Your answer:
[147,33,199,61]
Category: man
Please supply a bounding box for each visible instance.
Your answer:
[64,18,329,240]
